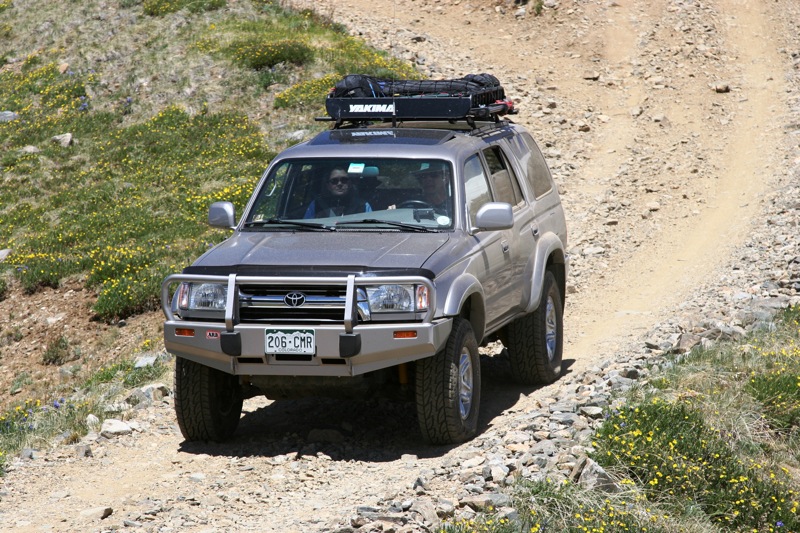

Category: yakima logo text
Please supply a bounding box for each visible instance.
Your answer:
[349,104,395,113]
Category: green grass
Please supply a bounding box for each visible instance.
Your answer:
[441,307,800,533]
[82,358,169,389]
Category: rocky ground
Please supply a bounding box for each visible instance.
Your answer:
[1,0,800,531]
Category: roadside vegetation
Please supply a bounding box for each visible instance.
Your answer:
[443,306,800,532]
[0,0,417,323]
[0,356,169,472]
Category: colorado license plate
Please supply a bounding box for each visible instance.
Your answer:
[264,329,315,355]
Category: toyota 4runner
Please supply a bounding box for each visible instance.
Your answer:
[161,74,569,445]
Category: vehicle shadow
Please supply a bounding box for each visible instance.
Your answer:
[177,353,577,463]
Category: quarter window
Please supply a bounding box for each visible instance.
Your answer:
[520,132,554,199]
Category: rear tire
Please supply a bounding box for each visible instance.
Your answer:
[174,357,243,442]
[505,270,563,385]
[416,318,481,444]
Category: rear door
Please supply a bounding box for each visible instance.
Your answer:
[507,131,567,247]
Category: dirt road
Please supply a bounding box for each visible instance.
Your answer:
[322,0,789,365]
[1,0,797,531]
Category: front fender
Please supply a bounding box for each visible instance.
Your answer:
[522,233,566,313]
[442,273,486,342]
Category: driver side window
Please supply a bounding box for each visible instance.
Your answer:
[463,154,492,227]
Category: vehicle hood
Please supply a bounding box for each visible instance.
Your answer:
[189,231,451,273]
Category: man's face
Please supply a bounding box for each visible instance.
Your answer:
[419,169,447,198]
[327,171,350,196]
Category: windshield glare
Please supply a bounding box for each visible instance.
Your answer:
[244,158,455,229]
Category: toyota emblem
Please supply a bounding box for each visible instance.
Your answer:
[284,291,306,307]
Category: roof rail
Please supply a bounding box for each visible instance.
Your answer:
[318,74,517,128]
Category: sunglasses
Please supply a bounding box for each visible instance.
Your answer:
[328,177,349,185]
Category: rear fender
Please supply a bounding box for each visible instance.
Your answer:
[522,233,566,313]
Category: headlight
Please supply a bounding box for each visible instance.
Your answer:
[367,284,428,313]
[177,282,227,311]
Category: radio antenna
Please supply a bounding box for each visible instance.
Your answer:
[391,0,398,128]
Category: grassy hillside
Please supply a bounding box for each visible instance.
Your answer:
[0,0,417,321]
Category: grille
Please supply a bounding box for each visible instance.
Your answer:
[238,285,359,323]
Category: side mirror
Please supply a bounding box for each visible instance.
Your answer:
[208,201,236,229]
[472,202,513,232]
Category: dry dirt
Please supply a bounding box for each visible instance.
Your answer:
[0,0,798,531]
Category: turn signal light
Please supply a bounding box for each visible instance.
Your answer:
[175,328,195,337]
[393,330,417,339]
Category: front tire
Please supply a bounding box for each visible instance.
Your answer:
[174,357,243,442]
[505,270,563,385]
[416,318,481,444]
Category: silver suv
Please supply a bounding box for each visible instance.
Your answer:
[161,75,569,445]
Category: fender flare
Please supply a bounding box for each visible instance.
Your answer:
[442,273,486,343]
[523,233,566,313]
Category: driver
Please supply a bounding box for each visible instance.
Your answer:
[304,168,372,218]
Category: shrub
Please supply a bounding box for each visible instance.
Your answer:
[593,397,800,530]
[273,37,419,110]
[42,335,72,366]
[143,0,225,16]
[226,38,314,71]
[9,372,32,394]
[92,266,170,322]
[274,74,338,110]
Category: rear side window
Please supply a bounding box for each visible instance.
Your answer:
[482,146,523,207]
[520,132,553,199]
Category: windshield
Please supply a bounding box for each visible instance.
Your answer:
[244,158,455,230]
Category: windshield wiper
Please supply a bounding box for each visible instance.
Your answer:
[335,219,437,232]
[243,218,336,231]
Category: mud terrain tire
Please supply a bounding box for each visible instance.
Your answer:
[416,318,481,444]
[505,270,563,385]
[174,357,243,442]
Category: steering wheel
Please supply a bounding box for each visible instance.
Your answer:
[398,200,433,209]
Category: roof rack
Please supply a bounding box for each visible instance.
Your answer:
[319,74,517,128]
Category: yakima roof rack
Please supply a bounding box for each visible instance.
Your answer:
[319,74,517,128]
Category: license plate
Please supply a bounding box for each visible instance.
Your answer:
[265,329,315,355]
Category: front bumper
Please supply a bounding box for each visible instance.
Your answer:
[164,319,453,377]
[161,273,451,377]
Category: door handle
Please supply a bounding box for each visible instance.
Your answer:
[501,240,509,253]
[531,225,540,238]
